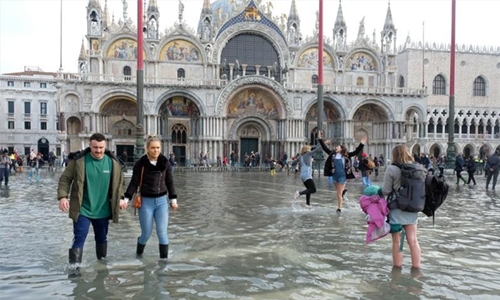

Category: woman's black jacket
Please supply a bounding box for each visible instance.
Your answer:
[125,154,177,199]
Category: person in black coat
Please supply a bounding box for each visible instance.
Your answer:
[455,154,467,185]
[466,155,477,185]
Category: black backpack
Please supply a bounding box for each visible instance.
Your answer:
[388,163,427,212]
[422,174,449,224]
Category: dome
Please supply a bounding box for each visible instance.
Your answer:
[197,0,246,36]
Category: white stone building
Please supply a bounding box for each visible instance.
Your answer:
[54,0,500,165]
[0,67,60,158]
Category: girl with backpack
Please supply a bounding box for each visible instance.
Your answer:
[382,144,421,270]
[318,133,366,213]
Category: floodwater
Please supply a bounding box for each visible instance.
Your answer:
[1,169,499,299]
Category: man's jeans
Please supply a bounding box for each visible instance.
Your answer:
[0,167,9,185]
[72,214,110,248]
[486,170,499,190]
[138,195,169,245]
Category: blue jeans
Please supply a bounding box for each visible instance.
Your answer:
[0,168,9,185]
[362,173,371,187]
[138,195,169,245]
[72,214,110,248]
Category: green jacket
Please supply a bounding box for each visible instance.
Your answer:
[57,148,125,223]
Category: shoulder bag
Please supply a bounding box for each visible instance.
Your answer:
[132,166,145,215]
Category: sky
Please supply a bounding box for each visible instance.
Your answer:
[0,0,499,74]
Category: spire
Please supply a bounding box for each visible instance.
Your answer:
[88,0,100,8]
[79,39,87,60]
[103,0,110,28]
[202,0,211,14]
[148,0,159,13]
[334,0,345,29]
[289,0,299,20]
[122,0,129,21]
[383,2,395,32]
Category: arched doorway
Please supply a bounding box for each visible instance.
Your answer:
[463,144,475,159]
[111,119,136,163]
[480,144,491,159]
[171,123,188,166]
[306,102,341,142]
[429,143,442,159]
[352,103,389,156]
[101,97,137,155]
[38,138,50,160]
[239,123,260,165]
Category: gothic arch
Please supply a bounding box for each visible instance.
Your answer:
[215,75,291,117]
[429,142,445,159]
[229,116,273,141]
[463,143,476,158]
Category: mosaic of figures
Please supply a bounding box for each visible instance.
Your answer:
[160,40,201,62]
[159,96,200,118]
[353,104,388,121]
[346,52,377,71]
[227,89,280,119]
[101,99,137,116]
[107,39,141,59]
[297,48,333,68]
[306,103,340,122]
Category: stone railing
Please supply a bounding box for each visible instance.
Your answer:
[56,72,427,96]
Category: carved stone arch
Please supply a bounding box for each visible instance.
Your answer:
[155,90,205,116]
[302,96,346,121]
[404,105,426,123]
[410,143,422,156]
[429,142,445,159]
[62,92,82,113]
[66,116,82,135]
[229,116,273,141]
[102,34,151,60]
[296,46,335,69]
[215,75,291,117]
[350,98,394,121]
[463,143,476,158]
[213,23,288,65]
[93,88,136,112]
[344,47,382,71]
[157,38,204,63]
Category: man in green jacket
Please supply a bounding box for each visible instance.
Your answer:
[57,133,127,277]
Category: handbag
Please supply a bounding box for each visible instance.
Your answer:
[132,166,145,214]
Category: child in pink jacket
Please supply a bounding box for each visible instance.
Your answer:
[359,185,390,244]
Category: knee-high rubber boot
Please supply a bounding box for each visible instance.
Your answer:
[68,248,83,277]
[159,244,169,259]
[136,242,146,257]
[96,243,107,260]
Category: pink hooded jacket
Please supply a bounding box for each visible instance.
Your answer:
[359,194,390,244]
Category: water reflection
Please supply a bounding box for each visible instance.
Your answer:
[1,171,500,299]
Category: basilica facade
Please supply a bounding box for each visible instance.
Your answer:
[55,0,500,165]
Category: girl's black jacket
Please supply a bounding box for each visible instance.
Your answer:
[124,154,177,199]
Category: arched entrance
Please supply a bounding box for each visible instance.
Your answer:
[239,123,261,166]
[429,143,442,159]
[38,138,50,159]
[352,103,389,156]
[66,116,82,152]
[306,102,342,144]
[463,144,475,159]
[101,97,137,157]
[480,144,491,159]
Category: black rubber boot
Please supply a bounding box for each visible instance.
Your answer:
[159,244,169,259]
[68,248,83,277]
[136,243,146,256]
[96,243,107,260]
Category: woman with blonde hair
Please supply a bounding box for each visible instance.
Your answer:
[125,135,178,259]
[382,144,421,270]
[291,131,324,206]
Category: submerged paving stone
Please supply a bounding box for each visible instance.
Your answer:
[0,169,499,299]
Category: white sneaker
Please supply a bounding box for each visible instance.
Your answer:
[294,191,300,200]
